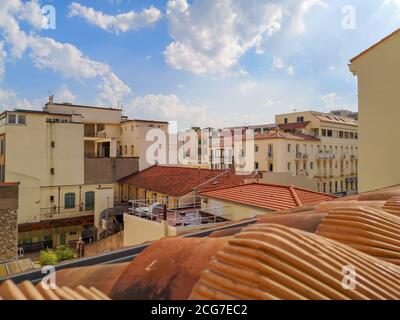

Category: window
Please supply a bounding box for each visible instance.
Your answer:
[310,162,314,170]
[339,131,344,138]
[85,191,95,210]
[269,163,273,172]
[64,193,76,209]
[51,141,56,148]
[321,129,327,137]
[124,145,127,155]
[287,144,292,152]
[8,114,16,124]
[0,165,4,182]
[284,118,288,124]
[255,162,259,170]
[296,116,304,123]
[17,115,26,125]
[287,162,292,171]
[268,144,273,158]
[50,196,55,202]
[50,168,55,175]
[327,130,333,137]
[131,145,134,155]
[255,145,259,152]
[0,139,4,154]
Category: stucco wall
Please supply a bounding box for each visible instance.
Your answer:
[350,32,400,192]
[203,198,268,221]
[84,157,139,184]
[123,214,176,247]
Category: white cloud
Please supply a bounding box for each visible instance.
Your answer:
[289,0,328,35]
[272,56,294,75]
[165,0,325,75]
[55,84,76,103]
[68,2,162,34]
[127,94,208,125]
[383,0,400,6]
[0,0,132,106]
[0,88,37,111]
[0,42,6,81]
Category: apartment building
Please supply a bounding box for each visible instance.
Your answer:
[349,29,400,193]
[0,96,168,249]
[263,111,359,195]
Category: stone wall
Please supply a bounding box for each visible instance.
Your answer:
[0,183,19,263]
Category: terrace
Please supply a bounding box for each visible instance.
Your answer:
[126,198,233,230]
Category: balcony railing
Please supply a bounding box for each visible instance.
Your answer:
[40,205,94,221]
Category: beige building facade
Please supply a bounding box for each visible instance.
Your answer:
[349,29,400,192]
[251,111,359,195]
[0,97,167,249]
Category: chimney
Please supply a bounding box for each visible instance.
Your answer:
[48,95,54,104]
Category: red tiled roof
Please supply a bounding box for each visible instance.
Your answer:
[199,183,335,212]
[255,131,320,141]
[278,121,310,130]
[118,165,252,197]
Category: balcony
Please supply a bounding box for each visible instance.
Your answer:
[40,205,94,221]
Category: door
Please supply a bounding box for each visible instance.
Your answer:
[85,191,95,211]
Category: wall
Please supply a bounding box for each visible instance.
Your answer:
[202,197,268,221]
[94,187,115,235]
[84,157,139,184]
[350,32,400,192]
[3,114,85,223]
[0,183,18,262]
[85,231,124,257]
[258,172,317,191]
[123,214,176,247]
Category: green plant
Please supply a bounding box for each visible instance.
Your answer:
[39,249,58,266]
[55,245,75,261]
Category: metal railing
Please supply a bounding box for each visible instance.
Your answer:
[40,205,94,220]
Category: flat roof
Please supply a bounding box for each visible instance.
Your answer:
[123,119,169,124]
[47,102,122,112]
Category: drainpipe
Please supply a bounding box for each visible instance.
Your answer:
[58,187,61,214]
[162,204,168,237]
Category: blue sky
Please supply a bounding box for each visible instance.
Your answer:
[0,0,399,129]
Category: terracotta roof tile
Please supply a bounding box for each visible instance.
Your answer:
[278,121,310,130]
[190,224,400,300]
[199,183,335,212]
[255,131,320,141]
[118,165,253,197]
[0,280,110,300]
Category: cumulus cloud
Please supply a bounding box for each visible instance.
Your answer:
[289,0,327,35]
[0,0,131,106]
[165,0,325,76]
[68,2,162,34]
[55,84,77,103]
[127,94,208,125]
